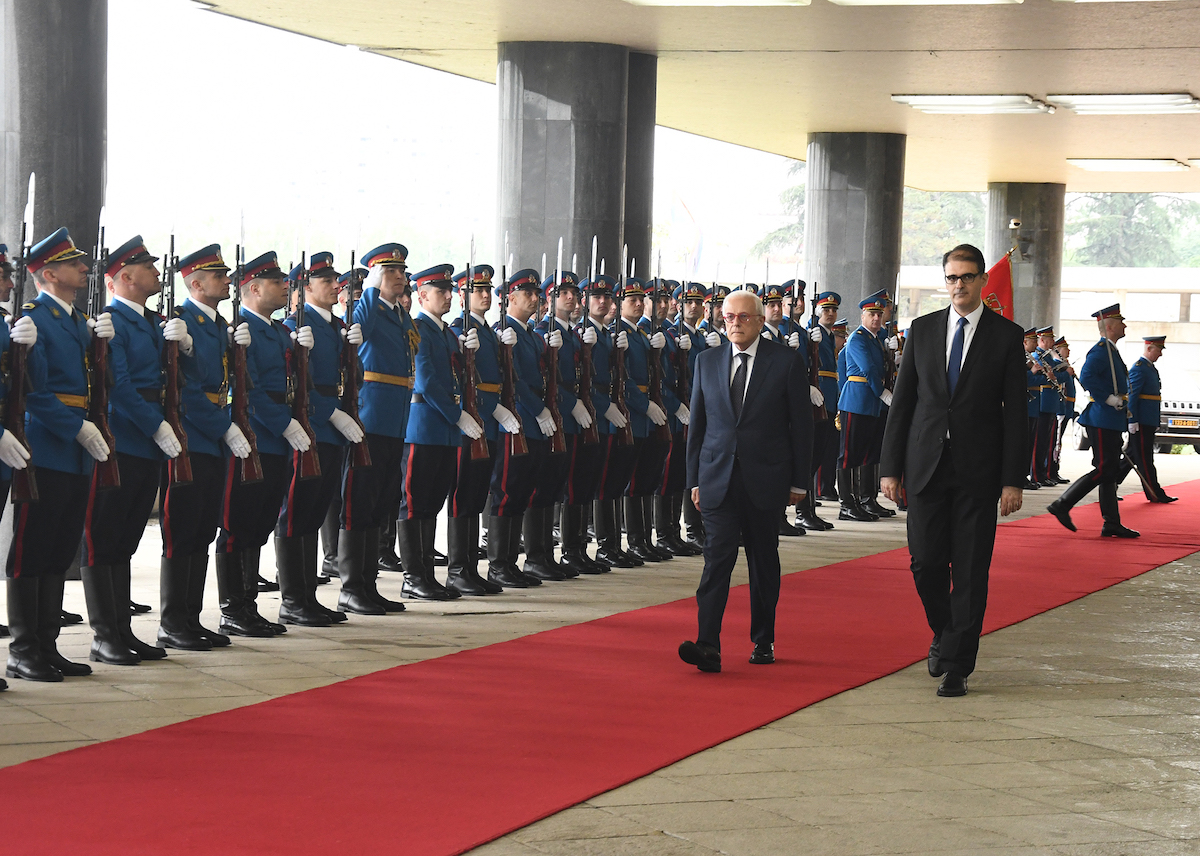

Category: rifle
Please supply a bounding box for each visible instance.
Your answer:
[459,240,489,461]
[544,238,566,454]
[1033,348,1066,397]
[672,288,691,419]
[88,224,120,490]
[807,280,828,422]
[339,251,371,469]
[290,252,321,480]
[162,234,193,484]
[229,244,263,483]
[497,238,528,457]
[646,264,671,443]
[609,245,634,446]
[575,235,599,446]
[6,174,37,503]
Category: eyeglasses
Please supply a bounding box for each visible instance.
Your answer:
[945,273,980,285]
[722,312,761,324]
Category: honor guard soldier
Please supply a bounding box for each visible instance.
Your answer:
[531,270,594,578]
[447,265,513,594]
[1052,336,1076,484]
[824,317,849,500]
[1031,325,1067,487]
[758,282,807,536]
[1126,335,1175,503]
[392,265,483,600]
[620,278,673,563]
[81,237,190,666]
[337,243,415,614]
[805,291,841,524]
[836,291,889,522]
[668,283,709,550]
[698,284,729,345]
[159,245,250,651]
[215,251,315,637]
[859,291,898,519]
[274,254,363,626]
[6,228,113,682]
[1048,304,1139,538]
[487,268,561,587]
[1022,328,1043,489]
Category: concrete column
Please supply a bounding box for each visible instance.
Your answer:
[804,132,906,312]
[497,42,628,279]
[1,0,107,259]
[623,52,656,276]
[985,183,1066,331]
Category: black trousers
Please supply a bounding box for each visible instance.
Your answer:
[695,462,782,651]
[838,411,879,469]
[530,435,572,509]
[85,452,161,566]
[906,446,999,677]
[7,468,90,579]
[160,452,226,558]
[628,436,669,497]
[658,430,687,495]
[1126,424,1167,500]
[597,434,638,502]
[448,439,496,518]
[276,442,343,538]
[399,443,457,520]
[563,433,604,506]
[1085,425,1125,484]
[1026,416,1039,477]
[1031,412,1055,481]
[216,452,289,554]
[809,419,833,480]
[341,433,405,531]
[818,422,839,495]
[490,436,547,517]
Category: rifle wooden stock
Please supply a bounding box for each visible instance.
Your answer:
[459,314,490,462]
[646,331,671,442]
[163,339,192,484]
[543,329,567,454]
[498,342,529,457]
[577,330,600,445]
[88,326,121,491]
[610,329,634,447]
[229,340,263,484]
[290,271,321,481]
[339,267,371,470]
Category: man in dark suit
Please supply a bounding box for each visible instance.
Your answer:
[881,244,1027,698]
[679,290,812,673]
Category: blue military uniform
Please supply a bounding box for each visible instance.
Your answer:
[810,291,841,502]
[835,292,888,522]
[1125,336,1173,502]
[1029,326,1067,485]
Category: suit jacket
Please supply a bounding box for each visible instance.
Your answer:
[686,338,811,510]
[880,305,1027,498]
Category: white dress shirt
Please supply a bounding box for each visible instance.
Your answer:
[728,334,761,406]
[946,301,985,372]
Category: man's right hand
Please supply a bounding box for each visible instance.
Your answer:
[223,424,251,459]
[881,476,902,504]
[1000,485,1023,517]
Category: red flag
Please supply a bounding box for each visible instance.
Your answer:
[982,253,1013,320]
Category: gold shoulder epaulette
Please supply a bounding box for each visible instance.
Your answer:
[22,302,36,311]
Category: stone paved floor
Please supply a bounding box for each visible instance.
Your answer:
[1,449,1198,856]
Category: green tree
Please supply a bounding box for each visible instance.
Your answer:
[752,162,805,256]
[900,190,986,266]
[1065,193,1200,267]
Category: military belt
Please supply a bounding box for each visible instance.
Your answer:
[477,382,502,394]
[55,393,87,409]
[847,376,868,383]
[266,390,288,405]
[411,392,461,405]
[137,387,161,403]
[206,391,225,405]
[364,371,412,388]
[1064,396,1076,402]
[592,383,611,394]
[818,370,838,379]
[314,384,339,397]
[1139,394,1161,401]
[636,384,649,393]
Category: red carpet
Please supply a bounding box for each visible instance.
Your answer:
[6,483,1200,855]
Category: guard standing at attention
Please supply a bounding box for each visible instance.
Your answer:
[836,292,889,523]
[1126,335,1175,503]
[1051,336,1076,485]
[803,291,841,528]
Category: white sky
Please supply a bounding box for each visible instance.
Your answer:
[105,0,797,281]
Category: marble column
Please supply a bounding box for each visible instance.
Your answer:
[985,183,1066,331]
[623,52,656,277]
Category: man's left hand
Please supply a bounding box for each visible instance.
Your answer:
[881,476,901,504]
[1000,485,1023,517]
[788,489,806,505]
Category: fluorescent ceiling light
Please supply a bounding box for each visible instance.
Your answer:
[834,0,1018,4]
[622,0,809,5]
[1067,159,1191,172]
[1053,0,1185,4]
[892,95,1052,114]
[1047,94,1200,114]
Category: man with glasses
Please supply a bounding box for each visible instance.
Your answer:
[881,244,1027,698]
[678,290,812,673]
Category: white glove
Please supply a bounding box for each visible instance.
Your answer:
[492,403,521,434]
[675,403,691,426]
[571,399,593,429]
[1105,394,1123,409]
[223,424,251,459]
[646,401,668,426]
[88,312,115,341]
[499,327,517,346]
[161,317,194,355]
[886,335,899,350]
[810,386,825,407]
[546,329,563,349]
[329,408,365,443]
[230,322,251,347]
[9,315,36,347]
[787,332,801,349]
[0,430,30,470]
[457,410,484,440]
[880,389,893,408]
[282,418,312,452]
[152,421,183,458]
[810,327,823,343]
[535,407,557,437]
[291,325,314,349]
[616,331,629,351]
[705,332,721,348]
[1128,421,1140,435]
[459,328,480,351]
[604,402,628,429]
[581,326,598,345]
[344,323,364,345]
[677,332,691,351]
[76,420,110,461]
[649,332,666,349]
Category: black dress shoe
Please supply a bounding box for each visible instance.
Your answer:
[60,609,84,626]
[488,566,539,589]
[862,498,896,518]
[129,600,152,614]
[1023,480,1040,491]
[1158,494,1179,503]
[433,550,448,567]
[749,642,775,665]
[627,543,659,563]
[1046,500,1077,532]
[256,574,280,593]
[1101,524,1140,538]
[1039,479,1057,488]
[337,591,386,615]
[928,637,943,677]
[838,505,877,522]
[937,672,968,697]
[157,627,214,652]
[595,548,636,569]
[1056,477,1070,485]
[678,640,721,673]
[779,517,804,537]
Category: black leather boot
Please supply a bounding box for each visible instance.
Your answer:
[860,464,896,517]
[522,507,567,581]
[302,533,346,622]
[5,578,61,682]
[682,494,706,551]
[660,494,701,556]
[276,536,331,626]
[363,526,406,612]
[779,507,805,536]
[545,506,577,578]
[336,528,385,615]
[158,555,212,650]
[641,496,674,560]
[1099,483,1140,538]
[469,516,503,592]
[487,515,536,587]
[188,553,230,646]
[838,469,876,522]
[447,515,498,595]
[319,502,340,579]
[624,496,660,562]
[111,561,166,660]
[377,518,403,572]
[400,519,454,600]
[244,549,285,634]
[217,551,273,637]
[595,499,638,567]
[81,565,140,665]
[797,491,833,531]
[39,574,91,676]
[560,504,603,575]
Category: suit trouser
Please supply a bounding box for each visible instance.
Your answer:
[695,462,782,650]
[1125,425,1166,500]
[341,433,405,530]
[8,468,90,578]
[906,446,998,677]
[216,453,289,553]
[84,453,161,565]
[160,452,226,558]
[276,442,343,538]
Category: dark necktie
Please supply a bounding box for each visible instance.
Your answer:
[948,315,968,396]
[731,352,748,421]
